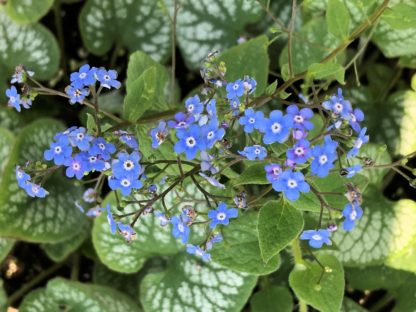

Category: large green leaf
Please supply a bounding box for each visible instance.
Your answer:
[20,278,141,312]
[79,0,171,62]
[326,0,350,39]
[232,162,269,186]
[0,12,59,79]
[0,108,22,132]
[218,36,269,95]
[211,211,281,275]
[258,201,304,263]
[250,285,293,312]
[140,253,257,312]
[5,0,54,24]
[289,254,345,312]
[0,237,15,263]
[0,119,87,243]
[0,127,15,180]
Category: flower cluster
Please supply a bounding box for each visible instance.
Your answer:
[15,166,48,198]
[6,65,35,112]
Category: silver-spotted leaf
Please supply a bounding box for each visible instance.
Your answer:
[5,0,54,24]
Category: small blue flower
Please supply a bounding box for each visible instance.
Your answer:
[15,166,30,188]
[201,120,225,149]
[300,229,332,248]
[349,108,364,133]
[199,173,225,189]
[345,164,362,178]
[106,204,117,234]
[347,127,369,158]
[117,222,137,242]
[6,86,21,112]
[342,201,363,231]
[243,76,257,94]
[238,145,267,160]
[20,97,32,110]
[148,184,157,193]
[322,88,352,119]
[185,95,204,116]
[118,131,139,149]
[150,121,169,148]
[292,129,308,141]
[207,202,238,229]
[200,151,219,174]
[70,64,96,87]
[310,136,338,178]
[69,127,93,151]
[286,105,314,131]
[264,163,282,183]
[155,212,170,226]
[229,97,240,115]
[64,154,88,180]
[44,139,72,165]
[54,127,76,144]
[168,112,194,129]
[90,137,116,161]
[174,124,204,160]
[24,182,49,198]
[272,170,310,201]
[239,108,266,133]
[96,68,121,89]
[286,139,311,164]
[75,201,85,213]
[112,151,141,178]
[263,110,293,144]
[86,206,105,217]
[206,99,217,120]
[226,79,245,99]
[186,244,211,262]
[84,153,106,172]
[206,234,223,250]
[171,215,190,243]
[66,84,90,104]
[108,175,143,196]
[82,188,96,203]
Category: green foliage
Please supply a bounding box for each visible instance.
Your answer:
[0,237,14,263]
[232,162,269,186]
[307,62,345,84]
[326,0,350,39]
[250,285,293,312]
[5,0,54,24]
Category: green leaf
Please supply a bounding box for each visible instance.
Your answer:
[0,237,14,263]
[0,119,87,243]
[258,201,304,263]
[218,36,270,95]
[86,113,97,135]
[140,253,257,312]
[0,107,22,132]
[0,127,15,179]
[265,80,278,96]
[211,212,281,275]
[279,17,343,75]
[79,0,171,62]
[0,280,6,311]
[250,285,293,312]
[20,278,141,312]
[392,277,416,312]
[341,297,368,312]
[289,254,345,312]
[0,12,60,79]
[382,3,416,30]
[5,0,54,24]
[232,162,269,186]
[326,0,350,39]
[175,0,262,68]
[307,62,345,84]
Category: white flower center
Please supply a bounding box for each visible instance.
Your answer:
[233,83,239,90]
[54,146,62,154]
[273,167,281,175]
[294,147,304,156]
[334,102,343,112]
[10,96,16,102]
[350,210,357,220]
[73,163,80,170]
[294,115,304,123]
[89,156,97,163]
[319,155,328,165]
[104,75,110,81]
[79,73,87,79]
[32,185,39,193]
[99,143,105,150]
[254,148,261,155]
[207,131,214,139]
[187,104,194,112]
[17,172,23,178]
[178,223,184,232]
[186,137,196,147]
[287,179,298,188]
[178,121,186,127]
[121,179,131,187]
[350,113,356,122]
[76,133,84,140]
[123,160,134,171]
[249,117,255,124]
[312,234,322,241]
[217,212,226,220]
[271,122,281,133]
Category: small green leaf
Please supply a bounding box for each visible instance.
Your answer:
[6,0,54,24]
[326,0,350,39]
[307,62,345,84]
[232,162,269,186]
[0,237,14,263]
[289,254,344,312]
[250,285,293,312]
[140,253,257,312]
[382,3,416,30]
[258,201,304,263]
[265,80,278,96]
[86,113,97,134]
[211,212,280,275]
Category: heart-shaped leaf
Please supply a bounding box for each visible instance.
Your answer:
[5,0,54,24]
[250,285,294,312]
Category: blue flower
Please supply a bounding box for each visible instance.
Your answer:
[117,222,137,242]
[44,139,72,165]
[70,64,96,87]
[207,202,238,229]
[349,108,364,133]
[90,137,116,161]
[66,84,90,104]
[69,127,93,151]
[226,79,245,99]
[106,204,117,234]
[24,182,49,198]
[300,229,332,248]
[168,112,194,129]
[20,97,32,110]
[239,108,266,133]
[272,170,310,201]
[112,152,141,178]
[200,151,219,174]
[229,97,240,115]
[108,175,143,196]
[155,212,170,226]
[238,145,267,160]
[342,201,363,231]
[185,95,204,116]
[96,68,121,89]
[264,163,282,183]
[243,76,257,94]
[148,184,157,193]
[82,188,97,203]
[54,127,76,144]
[186,244,211,262]
[84,153,106,172]
[150,121,169,148]
[206,99,217,120]
[263,110,293,144]
[201,120,225,149]
[174,124,204,160]
[206,234,223,250]
[6,86,21,112]
[310,136,338,178]
[322,88,352,119]
[15,166,30,188]
[345,164,362,178]
[86,206,105,217]
[118,131,139,149]
[171,215,190,243]
[64,154,88,180]
[347,127,369,158]
[292,129,308,141]
[286,105,314,131]
[199,173,225,189]
[286,139,311,164]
